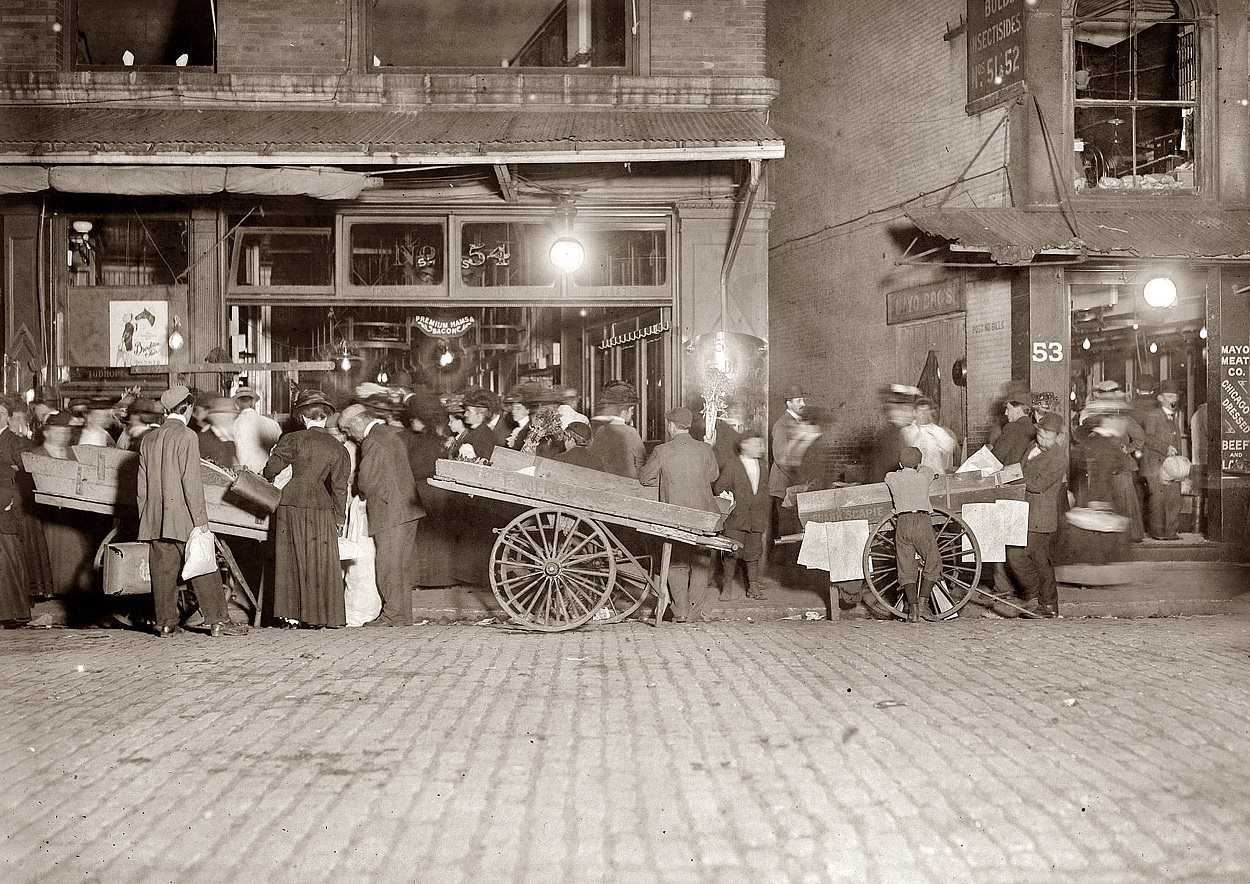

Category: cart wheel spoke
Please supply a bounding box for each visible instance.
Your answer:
[490,508,615,631]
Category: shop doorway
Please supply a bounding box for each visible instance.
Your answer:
[582,308,673,447]
[1068,269,1208,535]
[894,316,968,444]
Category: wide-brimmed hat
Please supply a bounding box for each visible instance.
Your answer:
[205,396,240,416]
[462,387,500,411]
[1032,391,1059,412]
[160,384,193,411]
[292,388,334,415]
[1135,374,1158,394]
[882,384,922,406]
[43,411,73,428]
[127,397,164,419]
[404,387,445,428]
[441,393,466,417]
[1161,379,1183,395]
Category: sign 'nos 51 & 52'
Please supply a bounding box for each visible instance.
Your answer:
[966,0,1026,115]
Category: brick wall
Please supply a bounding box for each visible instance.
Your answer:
[965,274,1014,446]
[767,0,1013,465]
[0,0,61,71]
[217,0,350,74]
[650,0,765,76]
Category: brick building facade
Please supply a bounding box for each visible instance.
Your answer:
[0,0,783,469]
[769,0,1250,548]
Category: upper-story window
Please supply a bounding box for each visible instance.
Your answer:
[74,0,214,69]
[370,0,629,69]
[1073,0,1197,193]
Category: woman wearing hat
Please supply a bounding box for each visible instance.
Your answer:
[262,389,351,628]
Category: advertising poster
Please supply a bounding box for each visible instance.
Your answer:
[1220,342,1250,474]
[109,300,168,367]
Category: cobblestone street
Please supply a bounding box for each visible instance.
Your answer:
[3,616,1249,883]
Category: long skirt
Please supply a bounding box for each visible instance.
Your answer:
[15,509,53,596]
[413,480,457,587]
[0,531,31,622]
[273,505,345,627]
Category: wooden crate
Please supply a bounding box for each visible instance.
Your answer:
[435,457,724,535]
[797,468,1026,526]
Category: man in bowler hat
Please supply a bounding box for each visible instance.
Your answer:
[1141,378,1185,540]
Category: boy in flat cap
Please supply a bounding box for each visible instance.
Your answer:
[883,446,941,622]
[640,407,721,622]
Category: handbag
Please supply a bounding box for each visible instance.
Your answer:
[228,469,282,513]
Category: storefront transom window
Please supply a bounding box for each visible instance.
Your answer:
[1072,0,1197,192]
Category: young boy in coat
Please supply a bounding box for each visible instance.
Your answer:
[883,446,942,622]
[713,430,771,600]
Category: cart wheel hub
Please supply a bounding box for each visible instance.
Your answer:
[543,562,561,576]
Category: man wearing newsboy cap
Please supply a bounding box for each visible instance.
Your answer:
[640,407,721,622]
[137,385,247,637]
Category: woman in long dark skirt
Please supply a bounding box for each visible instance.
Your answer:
[404,389,457,588]
[262,389,351,627]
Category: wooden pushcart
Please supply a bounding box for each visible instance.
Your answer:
[429,449,738,632]
[789,468,1027,621]
[21,445,269,625]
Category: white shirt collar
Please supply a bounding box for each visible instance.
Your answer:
[362,418,384,438]
[167,413,188,425]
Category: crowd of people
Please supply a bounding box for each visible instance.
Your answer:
[0,368,1194,631]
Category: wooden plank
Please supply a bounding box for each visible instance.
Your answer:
[33,492,269,541]
[798,471,1026,526]
[436,460,724,534]
[489,446,658,500]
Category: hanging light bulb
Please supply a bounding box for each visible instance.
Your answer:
[377,366,389,384]
[438,342,456,368]
[1131,322,1140,331]
[167,316,185,352]
[1149,341,1159,354]
[1143,277,1178,309]
[1199,326,1208,339]
[1070,390,1077,402]
[1081,337,1091,350]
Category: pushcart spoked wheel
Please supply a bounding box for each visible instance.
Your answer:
[490,507,617,632]
[862,508,982,622]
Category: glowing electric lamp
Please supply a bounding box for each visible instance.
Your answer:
[1081,337,1090,350]
[1149,341,1159,354]
[167,317,185,351]
[549,236,585,273]
[339,355,351,371]
[439,348,455,368]
[1143,276,1177,309]
[1199,326,1208,340]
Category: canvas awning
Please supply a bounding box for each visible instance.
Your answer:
[0,165,385,199]
[0,106,784,167]
[905,207,1250,264]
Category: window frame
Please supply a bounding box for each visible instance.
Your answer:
[70,0,217,71]
[1069,0,1202,196]
[226,226,337,300]
[339,216,451,300]
[365,0,638,74]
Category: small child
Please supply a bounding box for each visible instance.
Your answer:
[883,446,943,622]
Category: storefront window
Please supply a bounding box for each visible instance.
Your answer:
[460,222,556,288]
[67,217,187,287]
[230,229,334,289]
[349,222,444,287]
[1073,1,1198,192]
[573,228,667,287]
[371,0,628,69]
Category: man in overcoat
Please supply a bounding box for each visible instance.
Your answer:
[341,403,424,626]
[640,407,720,622]
[713,430,771,600]
[137,384,245,637]
[1141,379,1185,540]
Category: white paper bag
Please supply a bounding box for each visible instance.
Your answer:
[180,529,217,581]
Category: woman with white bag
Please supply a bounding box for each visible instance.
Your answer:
[262,389,351,628]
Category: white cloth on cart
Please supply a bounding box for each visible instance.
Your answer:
[959,500,1029,562]
[797,519,870,582]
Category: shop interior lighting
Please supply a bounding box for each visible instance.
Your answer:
[549,236,585,274]
[438,341,456,368]
[1149,341,1159,354]
[1082,337,1091,350]
[122,50,135,66]
[1200,326,1208,339]
[175,54,189,67]
[1143,276,1178,309]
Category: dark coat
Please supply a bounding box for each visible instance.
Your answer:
[0,428,31,534]
[550,445,604,472]
[798,434,840,491]
[262,427,350,525]
[1078,431,1133,507]
[713,455,770,533]
[460,424,500,461]
[768,411,804,495]
[136,417,208,542]
[1140,405,1182,473]
[639,432,720,513]
[357,424,424,535]
[586,419,647,479]
[866,423,905,484]
[991,416,1036,467]
[405,430,444,483]
[1021,443,1069,533]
